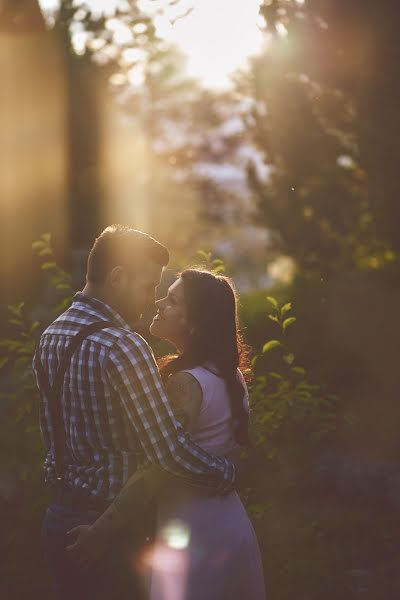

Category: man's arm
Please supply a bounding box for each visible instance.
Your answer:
[79,371,242,533]
[101,372,203,525]
[66,366,235,566]
[71,372,205,536]
[32,344,51,450]
[104,334,235,493]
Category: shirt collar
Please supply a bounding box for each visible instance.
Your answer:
[72,291,132,331]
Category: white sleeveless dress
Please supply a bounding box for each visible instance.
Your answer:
[149,366,266,600]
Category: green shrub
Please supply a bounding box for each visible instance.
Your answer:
[249,296,340,469]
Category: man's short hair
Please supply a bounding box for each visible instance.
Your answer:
[86,225,169,284]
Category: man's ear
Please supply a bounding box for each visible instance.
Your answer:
[109,265,124,289]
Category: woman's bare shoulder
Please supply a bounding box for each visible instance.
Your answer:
[166,371,202,399]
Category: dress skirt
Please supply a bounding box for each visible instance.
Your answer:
[149,485,266,600]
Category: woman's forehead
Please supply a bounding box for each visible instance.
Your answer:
[168,277,184,298]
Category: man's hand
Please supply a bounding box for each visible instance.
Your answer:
[66,524,110,569]
[224,445,248,489]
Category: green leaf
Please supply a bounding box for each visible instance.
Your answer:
[14,360,29,373]
[17,347,31,355]
[56,283,71,290]
[30,321,41,334]
[291,366,306,376]
[38,247,53,257]
[9,319,23,327]
[213,265,225,274]
[266,296,278,309]
[344,413,359,425]
[0,339,23,350]
[196,250,211,261]
[0,357,9,370]
[281,302,292,315]
[7,304,23,318]
[41,262,56,270]
[283,353,295,365]
[269,371,283,380]
[54,297,72,313]
[268,315,279,323]
[32,240,46,250]
[40,233,51,243]
[262,340,281,353]
[25,424,37,434]
[283,317,296,330]
[261,410,274,424]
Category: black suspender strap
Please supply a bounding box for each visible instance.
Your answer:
[36,321,116,492]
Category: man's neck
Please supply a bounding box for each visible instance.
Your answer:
[82,283,112,310]
[82,283,134,329]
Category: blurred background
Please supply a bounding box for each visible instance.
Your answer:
[1,1,400,598]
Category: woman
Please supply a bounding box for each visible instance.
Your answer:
[67,268,266,600]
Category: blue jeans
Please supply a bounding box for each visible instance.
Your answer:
[42,504,146,600]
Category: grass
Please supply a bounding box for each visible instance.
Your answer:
[252,488,400,600]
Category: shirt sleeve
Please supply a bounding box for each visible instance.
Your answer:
[32,345,51,451]
[103,333,235,493]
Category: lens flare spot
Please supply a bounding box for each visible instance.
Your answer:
[160,519,190,550]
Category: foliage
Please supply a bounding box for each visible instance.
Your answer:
[0,234,72,450]
[195,250,226,274]
[0,297,42,487]
[253,491,400,600]
[32,233,74,313]
[243,0,400,275]
[248,295,340,472]
[0,233,74,596]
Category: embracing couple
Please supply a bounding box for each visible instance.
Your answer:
[33,224,265,600]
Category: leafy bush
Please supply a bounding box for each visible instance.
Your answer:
[0,234,73,486]
[249,296,340,469]
[0,233,73,598]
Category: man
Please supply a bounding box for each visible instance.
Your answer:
[33,225,235,599]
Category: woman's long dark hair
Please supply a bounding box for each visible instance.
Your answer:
[158,268,251,446]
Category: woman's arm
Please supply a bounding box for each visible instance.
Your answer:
[165,371,203,434]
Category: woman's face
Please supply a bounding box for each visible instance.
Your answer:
[150,278,189,348]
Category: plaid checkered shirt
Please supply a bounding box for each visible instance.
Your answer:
[33,292,235,502]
